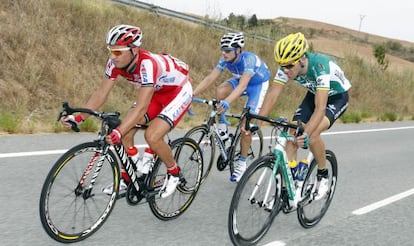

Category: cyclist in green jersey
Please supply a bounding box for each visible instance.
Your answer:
[255,32,351,200]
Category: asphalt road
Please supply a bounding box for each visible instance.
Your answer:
[1,121,414,246]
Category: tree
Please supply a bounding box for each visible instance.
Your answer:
[248,14,258,27]
[373,43,389,71]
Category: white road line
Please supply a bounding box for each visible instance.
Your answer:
[0,150,67,158]
[322,126,414,135]
[262,241,286,246]
[0,144,148,158]
[1,125,413,159]
[352,187,414,215]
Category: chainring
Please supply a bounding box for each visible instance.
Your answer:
[125,182,145,205]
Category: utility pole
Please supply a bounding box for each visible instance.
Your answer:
[358,14,367,32]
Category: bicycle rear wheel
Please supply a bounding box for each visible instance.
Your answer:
[228,154,281,246]
[228,128,264,175]
[39,141,120,243]
[184,124,215,184]
[297,150,338,228]
[148,137,203,220]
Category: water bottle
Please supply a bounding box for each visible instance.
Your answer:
[127,146,139,165]
[140,148,155,174]
[288,160,299,180]
[296,159,309,181]
[218,123,229,141]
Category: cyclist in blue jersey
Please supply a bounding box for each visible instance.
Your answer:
[193,32,270,182]
[255,32,351,200]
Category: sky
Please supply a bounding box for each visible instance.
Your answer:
[138,0,414,43]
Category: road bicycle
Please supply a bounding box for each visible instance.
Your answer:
[39,102,203,243]
[185,98,264,183]
[228,111,338,246]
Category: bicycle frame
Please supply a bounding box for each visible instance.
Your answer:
[245,111,311,209]
[193,98,247,162]
[203,107,229,160]
[112,144,141,192]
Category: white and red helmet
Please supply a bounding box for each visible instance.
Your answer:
[106,24,143,47]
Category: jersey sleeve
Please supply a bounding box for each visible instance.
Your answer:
[241,54,256,76]
[104,59,119,80]
[139,59,157,88]
[272,66,288,85]
[214,57,226,72]
[314,62,331,91]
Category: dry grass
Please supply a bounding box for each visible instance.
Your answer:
[0,0,413,134]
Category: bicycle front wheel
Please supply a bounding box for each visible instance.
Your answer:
[228,154,281,246]
[297,149,338,228]
[39,141,120,243]
[148,137,203,220]
[184,124,215,184]
[228,128,264,175]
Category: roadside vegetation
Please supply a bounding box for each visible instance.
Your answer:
[0,0,413,134]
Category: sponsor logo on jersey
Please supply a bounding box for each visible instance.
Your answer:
[316,78,324,87]
[159,74,176,83]
[140,66,148,83]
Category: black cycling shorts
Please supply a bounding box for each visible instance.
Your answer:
[292,91,349,128]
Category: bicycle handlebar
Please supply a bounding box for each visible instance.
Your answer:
[192,97,220,107]
[58,102,121,132]
[244,111,305,136]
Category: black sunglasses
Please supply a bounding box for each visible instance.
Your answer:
[281,64,295,70]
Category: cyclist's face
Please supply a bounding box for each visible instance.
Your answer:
[280,59,303,78]
[107,45,134,68]
[280,63,298,78]
[221,48,237,62]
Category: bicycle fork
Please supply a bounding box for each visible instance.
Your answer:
[248,167,274,209]
[76,144,111,199]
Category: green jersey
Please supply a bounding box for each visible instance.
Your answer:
[273,52,351,96]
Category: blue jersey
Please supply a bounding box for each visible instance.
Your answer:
[215,51,270,85]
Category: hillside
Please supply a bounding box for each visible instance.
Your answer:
[0,0,413,134]
[274,17,414,72]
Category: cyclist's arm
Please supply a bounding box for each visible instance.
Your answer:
[118,86,154,134]
[193,69,221,96]
[305,88,329,135]
[80,77,116,119]
[256,81,284,126]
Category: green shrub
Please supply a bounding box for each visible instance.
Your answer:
[340,112,361,123]
[0,112,20,133]
[379,112,397,121]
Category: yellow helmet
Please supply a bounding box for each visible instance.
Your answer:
[274,32,308,66]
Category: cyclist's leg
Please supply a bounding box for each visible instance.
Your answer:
[305,92,349,170]
[147,81,192,197]
[122,102,146,148]
[216,79,233,100]
[294,92,348,199]
[121,103,142,183]
[241,80,268,158]
[230,80,268,182]
[146,84,192,168]
[287,92,315,163]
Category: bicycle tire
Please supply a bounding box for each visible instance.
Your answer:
[228,154,281,246]
[228,128,264,175]
[148,137,203,220]
[297,149,338,228]
[184,124,215,184]
[39,141,120,243]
